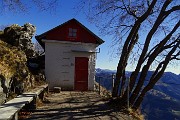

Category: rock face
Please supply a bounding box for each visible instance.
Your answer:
[0,23,45,105]
[3,23,36,58]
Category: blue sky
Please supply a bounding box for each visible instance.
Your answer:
[0,0,179,74]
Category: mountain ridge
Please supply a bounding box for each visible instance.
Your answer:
[95,68,180,120]
[96,68,180,75]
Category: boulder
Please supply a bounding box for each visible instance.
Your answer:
[3,23,36,58]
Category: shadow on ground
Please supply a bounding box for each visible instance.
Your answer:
[22,92,131,120]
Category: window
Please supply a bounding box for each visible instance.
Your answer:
[68,28,77,38]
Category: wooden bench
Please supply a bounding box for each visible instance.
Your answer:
[0,84,48,120]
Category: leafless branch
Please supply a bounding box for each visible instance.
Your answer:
[122,0,139,19]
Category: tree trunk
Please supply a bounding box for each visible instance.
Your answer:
[112,0,157,97]
[133,40,180,110]
[120,69,126,96]
[129,20,180,105]
[112,23,140,97]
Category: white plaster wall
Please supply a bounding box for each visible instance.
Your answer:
[44,40,98,90]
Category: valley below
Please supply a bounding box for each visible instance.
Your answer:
[95,68,180,120]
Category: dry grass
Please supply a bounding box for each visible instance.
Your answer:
[6,93,17,101]
[0,40,27,79]
[95,82,145,120]
[94,82,112,100]
[128,108,145,120]
[18,111,32,119]
[36,98,44,107]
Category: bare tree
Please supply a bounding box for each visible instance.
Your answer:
[34,41,44,55]
[0,0,59,14]
[80,0,180,110]
[0,0,59,31]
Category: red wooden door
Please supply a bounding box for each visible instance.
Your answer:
[74,57,88,91]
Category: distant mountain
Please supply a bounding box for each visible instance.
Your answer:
[95,68,180,120]
[96,68,116,74]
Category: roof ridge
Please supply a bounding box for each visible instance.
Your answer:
[35,18,104,48]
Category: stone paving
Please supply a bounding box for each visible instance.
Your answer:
[25,91,135,120]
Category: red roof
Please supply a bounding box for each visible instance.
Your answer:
[35,18,104,48]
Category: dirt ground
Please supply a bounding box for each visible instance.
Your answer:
[23,91,136,120]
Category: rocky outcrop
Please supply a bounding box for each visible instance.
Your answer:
[2,23,36,58]
[0,23,45,105]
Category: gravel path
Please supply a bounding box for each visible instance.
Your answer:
[24,91,135,120]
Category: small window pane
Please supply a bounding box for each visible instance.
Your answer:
[73,29,77,32]
[69,32,72,37]
[68,28,77,38]
[73,33,76,37]
[69,28,73,32]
